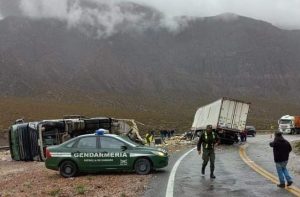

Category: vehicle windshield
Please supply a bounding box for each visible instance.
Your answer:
[118,136,142,147]
[279,119,292,124]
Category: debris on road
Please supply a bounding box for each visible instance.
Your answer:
[155,135,197,154]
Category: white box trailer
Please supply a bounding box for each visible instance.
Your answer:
[192,98,250,144]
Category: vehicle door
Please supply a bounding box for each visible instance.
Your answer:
[72,136,99,171]
[98,136,129,169]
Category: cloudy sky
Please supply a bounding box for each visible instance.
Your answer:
[0,0,300,30]
[136,0,300,29]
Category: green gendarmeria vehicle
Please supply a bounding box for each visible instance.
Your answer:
[45,130,168,178]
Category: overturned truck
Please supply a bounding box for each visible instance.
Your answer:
[9,116,144,161]
[192,98,250,144]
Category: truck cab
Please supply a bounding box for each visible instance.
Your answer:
[278,115,295,134]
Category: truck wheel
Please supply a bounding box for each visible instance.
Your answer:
[59,160,77,178]
[134,158,151,175]
[291,129,295,135]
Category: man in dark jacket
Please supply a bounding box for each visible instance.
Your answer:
[269,132,293,188]
[197,125,219,178]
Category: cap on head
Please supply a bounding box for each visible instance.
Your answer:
[206,125,213,130]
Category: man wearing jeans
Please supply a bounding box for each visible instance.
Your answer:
[270,132,293,188]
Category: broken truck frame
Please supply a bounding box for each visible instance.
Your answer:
[9,116,145,161]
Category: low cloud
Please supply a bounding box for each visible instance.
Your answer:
[19,0,162,38]
[2,0,299,37]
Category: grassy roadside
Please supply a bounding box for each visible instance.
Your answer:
[1,95,300,146]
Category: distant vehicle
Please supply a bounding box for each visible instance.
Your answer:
[278,115,300,134]
[45,131,168,178]
[191,97,251,144]
[245,126,256,137]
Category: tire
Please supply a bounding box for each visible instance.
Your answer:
[134,158,151,175]
[252,133,256,137]
[59,160,78,178]
[291,129,295,135]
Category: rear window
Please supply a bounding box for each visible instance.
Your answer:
[61,138,78,148]
[64,139,77,148]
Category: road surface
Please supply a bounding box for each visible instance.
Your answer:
[145,134,300,197]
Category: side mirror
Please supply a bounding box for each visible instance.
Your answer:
[121,145,127,151]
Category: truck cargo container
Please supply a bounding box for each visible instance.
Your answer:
[192,98,250,144]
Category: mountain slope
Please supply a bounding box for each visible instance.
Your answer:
[0,14,300,99]
[0,10,300,130]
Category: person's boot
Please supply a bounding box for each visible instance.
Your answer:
[210,167,215,178]
[277,184,285,188]
[287,181,293,186]
[201,166,205,176]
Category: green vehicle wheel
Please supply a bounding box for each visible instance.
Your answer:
[134,158,151,175]
[59,160,78,178]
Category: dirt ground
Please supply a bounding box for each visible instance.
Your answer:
[0,136,191,197]
[0,150,150,197]
[0,132,8,146]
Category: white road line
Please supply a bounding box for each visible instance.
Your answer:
[165,147,196,197]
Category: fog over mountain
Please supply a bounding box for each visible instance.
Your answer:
[0,4,300,100]
[1,0,300,32]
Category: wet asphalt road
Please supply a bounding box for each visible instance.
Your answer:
[145,134,299,197]
[144,146,194,197]
[247,134,300,189]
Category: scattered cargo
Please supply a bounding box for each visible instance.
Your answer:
[9,116,144,161]
[191,97,251,144]
[278,115,300,134]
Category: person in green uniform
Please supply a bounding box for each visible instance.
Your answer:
[197,125,219,178]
